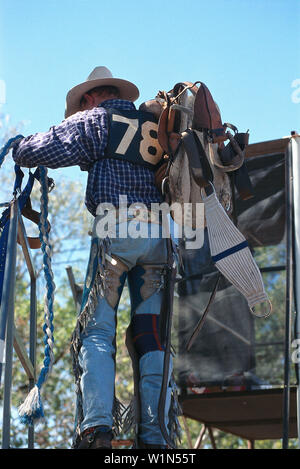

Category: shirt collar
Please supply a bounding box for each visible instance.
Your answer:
[99,99,136,110]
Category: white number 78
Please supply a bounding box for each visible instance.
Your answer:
[112,114,163,164]
[112,114,139,154]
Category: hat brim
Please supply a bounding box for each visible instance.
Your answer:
[65,77,140,118]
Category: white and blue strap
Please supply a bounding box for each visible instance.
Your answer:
[202,184,272,318]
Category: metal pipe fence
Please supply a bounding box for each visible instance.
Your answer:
[1,200,37,449]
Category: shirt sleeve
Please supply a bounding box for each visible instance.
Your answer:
[12,108,108,170]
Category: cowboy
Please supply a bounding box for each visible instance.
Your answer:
[12,67,177,449]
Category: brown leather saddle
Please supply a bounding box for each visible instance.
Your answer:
[157,81,253,200]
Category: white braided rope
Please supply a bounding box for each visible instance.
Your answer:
[38,167,55,383]
[203,186,271,316]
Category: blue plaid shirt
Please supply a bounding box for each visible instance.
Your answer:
[13,99,162,215]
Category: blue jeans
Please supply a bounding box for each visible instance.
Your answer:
[78,221,172,445]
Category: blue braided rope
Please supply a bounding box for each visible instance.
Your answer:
[0,135,24,167]
[19,165,56,425]
[36,165,55,390]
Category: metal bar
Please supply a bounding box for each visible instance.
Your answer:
[291,135,300,449]
[28,273,37,449]
[66,266,82,313]
[181,416,193,449]
[179,265,286,283]
[298,387,300,450]
[260,266,286,273]
[13,325,35,379]
[282,141,294,449]
[204,417,298,428]
[18,209,37,447]
[1,200,18,449]
[207,426,217,449]
[194,424,206,449]
[1,205,38,449]
[247,440,255,449]
[17,211,36,280]
[255,341,284,347]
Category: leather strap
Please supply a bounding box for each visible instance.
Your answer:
[157,105,176,155]
[185,273,221,352]
[18,197,51,249]
[158,237,177,449]
[219,130,253,200]
[181,129,213,187]
[172,81,199,99]
[193,82,227,143]
[157,82,199,155]
[2,169,51,250]
[233,163,254,201]
[154,160,169,191]
[210,134,245,173]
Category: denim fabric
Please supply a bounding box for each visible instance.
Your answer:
[78,221,172,445]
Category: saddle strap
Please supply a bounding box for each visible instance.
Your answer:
[186,273,221,352]
[192,83,227,143]
[158,237,177,449]
[20,198,51,249]
[157,105,175,155]
[181,129,213,187]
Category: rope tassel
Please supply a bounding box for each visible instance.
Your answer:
[18,166,56,425]
[18,385,44,425]
[203,185,272,318]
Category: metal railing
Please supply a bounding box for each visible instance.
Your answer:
[1,199,37,449]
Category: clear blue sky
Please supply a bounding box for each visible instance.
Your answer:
[0,0,299,182]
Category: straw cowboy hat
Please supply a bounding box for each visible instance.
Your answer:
[65,66,140,118]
